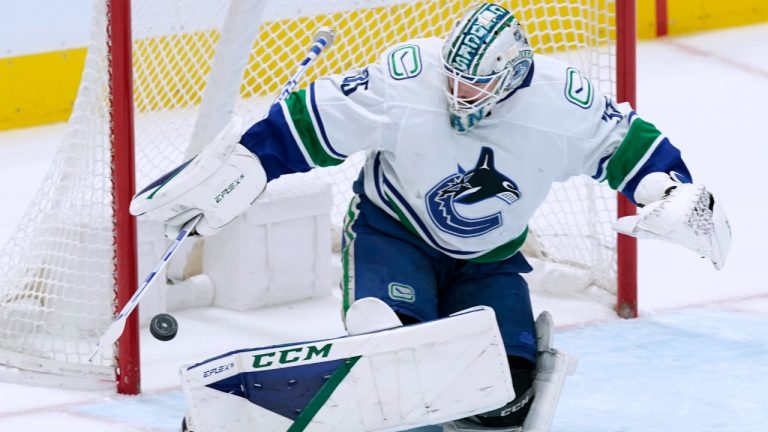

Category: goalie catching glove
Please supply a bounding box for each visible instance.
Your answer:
[130,116,267,237]
[614,172,732,270]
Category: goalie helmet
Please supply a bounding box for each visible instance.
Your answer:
[441,3,533,133]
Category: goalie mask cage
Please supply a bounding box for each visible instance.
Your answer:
[0,0,636,394]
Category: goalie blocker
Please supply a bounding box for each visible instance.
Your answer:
[180,299,576,432]
[130,116,267,237]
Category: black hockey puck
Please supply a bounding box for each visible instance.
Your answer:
[150,313,178,341]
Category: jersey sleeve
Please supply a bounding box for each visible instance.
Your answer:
[239,62,390,181]
[571,93,692,205]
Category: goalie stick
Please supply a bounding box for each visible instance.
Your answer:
[88,28,337,362]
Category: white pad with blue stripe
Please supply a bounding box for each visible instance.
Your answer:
[180,306,514,432]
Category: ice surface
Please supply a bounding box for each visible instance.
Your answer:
[556,308,768,432]
[0,23,766,431]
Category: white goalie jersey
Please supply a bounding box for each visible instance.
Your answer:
[240,37,691,262]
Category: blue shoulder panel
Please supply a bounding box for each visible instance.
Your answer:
[240,102,312,181]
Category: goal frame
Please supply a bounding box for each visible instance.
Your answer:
[106,0,639,395]
[615,0,638,320]
[110,0,140,395]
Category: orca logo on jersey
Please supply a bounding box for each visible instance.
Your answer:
[426,147,521,238]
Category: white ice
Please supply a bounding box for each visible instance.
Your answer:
[0,24,767,431]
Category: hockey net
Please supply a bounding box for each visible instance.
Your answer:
[0,0,633,390]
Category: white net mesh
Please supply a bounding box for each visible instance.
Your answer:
[0,0,621,382]
[0,0,115,380]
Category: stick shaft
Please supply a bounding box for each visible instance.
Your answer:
[275,29,335,103]
[90,28,336,361]
[89,214,201,361]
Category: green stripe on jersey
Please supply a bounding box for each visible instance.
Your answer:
[386,194,528,263]
[283,90,344,168]
[468,227,528,263]
[341,196,361,316]
[605,118,663,190]
[384,194,420,238]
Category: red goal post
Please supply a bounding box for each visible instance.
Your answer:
[110,0,141,396]
[616,0,638,319]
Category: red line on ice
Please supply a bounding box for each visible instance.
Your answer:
[665,39,768,80]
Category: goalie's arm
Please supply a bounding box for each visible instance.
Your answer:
[574,102,731,269]
[576,104,693,206]
[599,116,731,269]
[130,62,389,235]
[241,66,389,182]
[129,117,267,236]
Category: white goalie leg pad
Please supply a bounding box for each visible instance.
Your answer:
[443,421,519,431]
[180,305,514,432]
[442,312,575,432]
[522,311,577,432]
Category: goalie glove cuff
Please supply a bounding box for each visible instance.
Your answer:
[634,172,682,207]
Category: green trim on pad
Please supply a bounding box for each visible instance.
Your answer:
[287,356,362,431]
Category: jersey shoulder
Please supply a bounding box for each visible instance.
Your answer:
[368,38,445,111]
[375,37,443,79]
[531,54,599,109]
[500,54,608,136]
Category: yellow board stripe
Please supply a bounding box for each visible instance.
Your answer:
[2,0,766,131]
[666,0,768,36]
[0,48,86,130]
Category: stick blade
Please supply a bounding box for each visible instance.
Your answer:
[88,318,126,362]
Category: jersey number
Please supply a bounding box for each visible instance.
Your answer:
[341,68,370,96]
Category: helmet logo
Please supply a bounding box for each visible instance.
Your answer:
[448,4,512,74]
[442,4,533,133]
